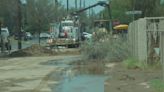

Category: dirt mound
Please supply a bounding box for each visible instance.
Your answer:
[9,44,55,57]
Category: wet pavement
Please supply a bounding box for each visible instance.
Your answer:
[54,75,106,92]
[42,56,107,92]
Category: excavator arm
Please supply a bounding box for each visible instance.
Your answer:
[70,1,113,32]
[71,1,110,15]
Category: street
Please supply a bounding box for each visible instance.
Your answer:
[10,38,47,51]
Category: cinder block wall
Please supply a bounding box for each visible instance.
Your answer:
[128,17,164,62]
[128,18,147,61]
[137,19,147,61]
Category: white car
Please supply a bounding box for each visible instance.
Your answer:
[83,32,92,39]
[39,33,51,39]
[1,27,9,37]
[24,32,33,40]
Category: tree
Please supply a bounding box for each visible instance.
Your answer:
[0,0,18,32]
[25,0,66,33]
[101,0,164,23]
[134,0,157,17]
[101,0,132,23]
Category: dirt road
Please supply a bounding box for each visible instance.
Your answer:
[0,55,80,92]
[0,55,162,92]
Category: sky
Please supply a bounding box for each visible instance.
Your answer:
[59,0,107,13]
[161,0,164,4]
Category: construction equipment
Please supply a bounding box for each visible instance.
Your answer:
[47,1,113,48]
[48,16,81,48]
[113,24,128,33]
[71,1,113,32]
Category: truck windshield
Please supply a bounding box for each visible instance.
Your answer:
[62,22,74,26]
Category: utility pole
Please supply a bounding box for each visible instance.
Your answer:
[67,0,69,12]
[75,0,77,9]
[107,2,113,33]
[17,0,22,50]
[83,0,86,8]
[132,0,136,21]
[79,0,82,9]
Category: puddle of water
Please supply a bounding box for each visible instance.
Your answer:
[53,75,106,92]
[41,56,81,68]
[41,57,107,92]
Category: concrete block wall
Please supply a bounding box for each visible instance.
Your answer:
[128,17,164,62]
[128,22,134,57]
[136,19,147,61]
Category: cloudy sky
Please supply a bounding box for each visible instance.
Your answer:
[59,0,107,13]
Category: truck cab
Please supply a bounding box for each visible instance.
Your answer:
[48,19,81,48]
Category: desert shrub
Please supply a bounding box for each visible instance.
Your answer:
[81,34,130,62]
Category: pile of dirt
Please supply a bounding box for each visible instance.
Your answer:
[9,44,55,57]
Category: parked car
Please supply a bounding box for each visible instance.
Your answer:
[1,27,9,37]
[83,32,92,39]
[39,33,51,39]
[24,32,33,40]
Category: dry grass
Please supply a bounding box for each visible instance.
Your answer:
[81,34,130,62]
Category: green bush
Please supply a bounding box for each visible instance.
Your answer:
[150,79,164,92]
[122,58,147,69]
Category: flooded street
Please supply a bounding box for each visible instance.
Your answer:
[0,55,106,92]
[42,56,106,92]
